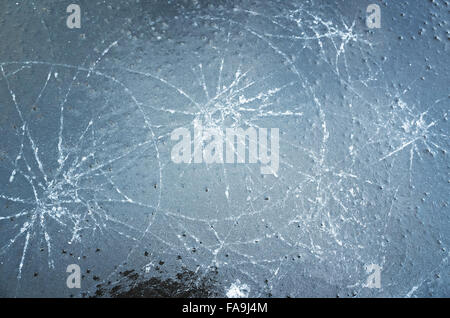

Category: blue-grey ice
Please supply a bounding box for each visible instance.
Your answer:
[0,0,448,297]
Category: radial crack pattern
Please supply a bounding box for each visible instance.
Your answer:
[0,0,448,297]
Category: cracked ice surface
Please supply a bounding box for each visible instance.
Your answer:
[0,0,448,297]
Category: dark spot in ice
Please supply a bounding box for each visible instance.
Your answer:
[94,269,218,298]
